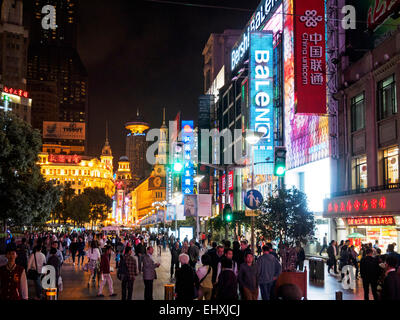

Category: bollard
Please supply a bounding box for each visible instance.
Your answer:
[164,284,175,300]
[45,288,57,300]
[335,291,343,300]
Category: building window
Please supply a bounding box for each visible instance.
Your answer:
[351,92,365,132]
[383,146,399,184]
[352,156,367,189]
[377,75,397,120]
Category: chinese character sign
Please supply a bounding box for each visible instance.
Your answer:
[249,31,274,166]
[347,216,395,226]
[294,0,327,114]
[181,121,194,195]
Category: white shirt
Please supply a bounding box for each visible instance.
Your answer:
[27,252,46,273]
[87,248,101,261]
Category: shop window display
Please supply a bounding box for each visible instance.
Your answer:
[352,156,367,190]
[383,147,399,184]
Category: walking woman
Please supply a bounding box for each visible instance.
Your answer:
[86,240,101,287]
[27,246,46,300]
[77,236,86,267]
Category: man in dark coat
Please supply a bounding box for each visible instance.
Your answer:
[175,254,199,301]
[216,259,238,300]
[170,241,181,279]
[360,248,380,300]
[327,240,338,274]
[381,256,400,300]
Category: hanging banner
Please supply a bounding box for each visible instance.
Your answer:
[197,194,212,217]
[184,194,197,217]
[176,204,186,221]
[166,205,176,222]
[294,0,326,114]
[249,31,274,165]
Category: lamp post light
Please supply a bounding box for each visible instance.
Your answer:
[245,131,264,254]
[194,175,204,242]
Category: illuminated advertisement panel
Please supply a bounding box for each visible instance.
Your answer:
[181,120,194,195]
[231,0,282,73]
[347,216,396,226]
[249,31,274,166]
[283,0,329,170]
[293,0,326,114]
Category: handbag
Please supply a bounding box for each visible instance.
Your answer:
[27,252,39,280]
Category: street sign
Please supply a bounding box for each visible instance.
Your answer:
[244,189,264,210]
[245,210,260,217]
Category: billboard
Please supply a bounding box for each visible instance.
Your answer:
[231,0,282,73]
[43,121,85,140]
[294,0,326,114]
[181,120,194,195]
[197,194,212,217]
[249,31,274,166]
[346,0,400,61]
[184,194,197,217]
[283,0,330,170]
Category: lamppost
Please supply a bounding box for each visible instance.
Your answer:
[194,175,204,241]
[245,131,264,254]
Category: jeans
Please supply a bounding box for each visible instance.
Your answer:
[137,255,143,273]
[78,252,85,265]
[259,282,274,300]
[98,273,114,295]
[362,279,378,300]
[121,279,134,300]
[33,277,42,299]
[144,279,153,300]
[71,250,77,263]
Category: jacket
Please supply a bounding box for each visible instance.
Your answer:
[360,256,380,282]
[256,253,281,284]
[175,264,198,301]
[188,245,199,264]
[216,269,238,300]
[142,254,157,280]
[170,246,181,264]
[100,253,111,274]
[238,263,258,291]
[381,271,400,300]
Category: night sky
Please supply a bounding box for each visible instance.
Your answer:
[77,0,259,161]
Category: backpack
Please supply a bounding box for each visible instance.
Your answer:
[117,256,128,281]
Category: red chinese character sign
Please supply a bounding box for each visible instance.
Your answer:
[3,86,29,98]
[347,216,395,226]
[294,0,327,114]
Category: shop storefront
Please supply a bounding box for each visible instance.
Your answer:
[323,189,400,250]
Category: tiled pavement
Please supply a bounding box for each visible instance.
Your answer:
[27,248,367,300]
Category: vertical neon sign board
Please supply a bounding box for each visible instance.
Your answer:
[249,32,274,165]
[181,120,194,195]
[294,0,326,114]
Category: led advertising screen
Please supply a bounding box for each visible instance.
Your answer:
[249,31,274,166]
[283,0,330,170]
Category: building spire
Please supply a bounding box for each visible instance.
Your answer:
[162,107,166,126]
[105,120,109,144]
[137,108,139,117]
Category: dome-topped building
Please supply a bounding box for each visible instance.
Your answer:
[125,108,151,187]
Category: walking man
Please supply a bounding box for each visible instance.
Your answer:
[360,248,380,300]
[120,246,138,300]
[327,240,338,274]
[257,245,281,300]
[319,233,328,255]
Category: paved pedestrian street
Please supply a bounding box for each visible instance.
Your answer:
[27,248,367,300]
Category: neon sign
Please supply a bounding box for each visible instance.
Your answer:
[327,196,386,213]
[347,216,395,226]
[3,87,29,98]
[48,154,81,164]
[231,0,282,72]
[181,120,194,195]
[221,171,234,193]
[249,31,274,166]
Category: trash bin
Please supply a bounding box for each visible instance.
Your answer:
[164,284,175,300]
[45,288,57,300]
[309,258,324,281]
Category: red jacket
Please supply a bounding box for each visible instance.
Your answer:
[100,253,110,274]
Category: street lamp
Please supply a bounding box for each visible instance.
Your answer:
[194,175,204,241]
[245,131,264,254]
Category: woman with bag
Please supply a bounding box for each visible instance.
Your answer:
[27,246,46,300]
[86,240,101,287]
[196,254,213,300]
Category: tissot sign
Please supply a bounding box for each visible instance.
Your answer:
[294,0,327,114]
[230,0,281,73]
[323,191,400,218]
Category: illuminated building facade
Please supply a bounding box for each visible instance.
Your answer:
[113,156,133,225]
[0,86,32,123]
[125,109,151,187]
[324,5,400,247]
[25,0,88,153]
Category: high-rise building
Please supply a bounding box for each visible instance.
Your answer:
[25,0,88,153]
[125,109,150,187]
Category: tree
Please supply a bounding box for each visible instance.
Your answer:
[82,187,112,229]
[65,194,90,227]
[256,186,315,245]
[54,182,75,225]
[0,111,61,231]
